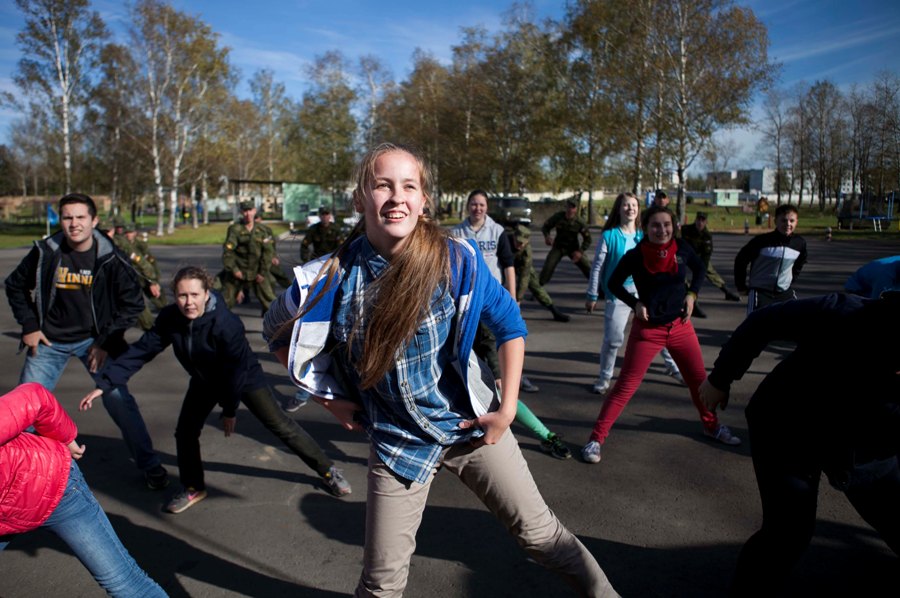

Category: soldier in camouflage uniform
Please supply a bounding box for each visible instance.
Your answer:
[680,211,741,302]
[300,208,344,262]
[253,213,292,289]
[509,223,570,322]
[539,199,592,286]
[116,223,167,330]
[222,200,276,312]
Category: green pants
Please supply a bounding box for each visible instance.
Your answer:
[521,265,553,307]
[137,286,168,331]
[473,323,501,379]
[705,263,727,291]
[539,247,590,286]
[222,274,275,312]
[270,263,293,289]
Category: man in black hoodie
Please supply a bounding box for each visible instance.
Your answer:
[5,193,168,490]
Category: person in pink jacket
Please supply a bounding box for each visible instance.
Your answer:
[0,382,166,597]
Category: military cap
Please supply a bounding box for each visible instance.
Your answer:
[696,211,708,220]
[239,200,255,211]
[513,223,531,243]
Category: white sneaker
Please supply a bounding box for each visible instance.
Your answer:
[665,367,685,384]
[581,441,602,464]
[704,424,741,446]
[591,380,610,394]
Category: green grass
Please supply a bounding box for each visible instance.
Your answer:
[0,220,294,249]
[2,207,896,249]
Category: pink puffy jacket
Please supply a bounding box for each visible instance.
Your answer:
[0,383,77,535]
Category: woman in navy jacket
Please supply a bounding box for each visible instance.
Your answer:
[582,205,741,464]
[81,266,349,513]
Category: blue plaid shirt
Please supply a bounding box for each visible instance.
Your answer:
[333,238,479,484]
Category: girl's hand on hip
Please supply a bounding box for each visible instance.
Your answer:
[460,410,513,446]
[634,300,649,322]
[682,293,696,321]
[319,398,364,432]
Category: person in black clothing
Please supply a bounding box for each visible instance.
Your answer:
[700,292,900,595]
[734,203,807,314]
[80,266,351,514]
[5,192,167,490]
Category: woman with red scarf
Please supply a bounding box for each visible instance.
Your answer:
[581,205,741,464]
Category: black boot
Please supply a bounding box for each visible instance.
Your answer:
[724,288,741,302]
[692,303,708,318]
[548,304,571,322]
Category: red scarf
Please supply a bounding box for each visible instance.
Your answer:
[640,238,678,275]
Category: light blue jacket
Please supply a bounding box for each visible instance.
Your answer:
[587,227,641,301]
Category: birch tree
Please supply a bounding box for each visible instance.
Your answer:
[13,0,108,193]
[131,0,231,235]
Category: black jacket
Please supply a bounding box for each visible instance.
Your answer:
[5,230,144,356]
[707,293,900,486]
[733,230,807,294]
[98,291,266,417]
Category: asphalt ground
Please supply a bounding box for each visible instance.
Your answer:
[0,230,897,597]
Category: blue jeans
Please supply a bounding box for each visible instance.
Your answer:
[0,462,167,597]
[18,338,160,471]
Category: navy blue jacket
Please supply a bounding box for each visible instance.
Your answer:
[98,291,266,417]
[609,240,705,325]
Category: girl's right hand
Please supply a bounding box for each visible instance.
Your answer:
[67,440,86,459]
[585,300,596,313]
[80,389,103,411]
[317,397,364,432]
[634,300,649,322]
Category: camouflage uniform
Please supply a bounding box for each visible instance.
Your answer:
[301,221,344,262]
[222,220,276,312]
[510,224,570,322]
[115,228,167,330]
[255,220,293,289]
[681,219,739,301]
[539,210,592,285]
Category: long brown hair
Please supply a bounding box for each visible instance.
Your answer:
[603,192,640,232]
[298,143,453,389]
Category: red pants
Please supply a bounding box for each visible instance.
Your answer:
[589,317,717,443]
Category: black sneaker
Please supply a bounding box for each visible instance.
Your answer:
[520,376,540,393]
[540,434,572,460]
[283,392,308,412]
[144,465,169,490]
[165,487,207,513]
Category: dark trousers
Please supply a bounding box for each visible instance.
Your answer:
[539,246,591,286]
[473,322,500,379]
[732,413,900,596]
[175,382,334,490]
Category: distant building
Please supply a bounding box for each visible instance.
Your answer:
[712,189,743,207]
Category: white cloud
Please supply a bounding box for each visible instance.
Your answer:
[772,17,900,63]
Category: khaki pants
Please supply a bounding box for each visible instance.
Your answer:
[355,430,617,597]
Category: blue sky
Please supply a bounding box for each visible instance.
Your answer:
[1,0,898,170]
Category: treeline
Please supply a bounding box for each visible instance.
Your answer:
[3,0,781,232]
[756,77,900,211]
